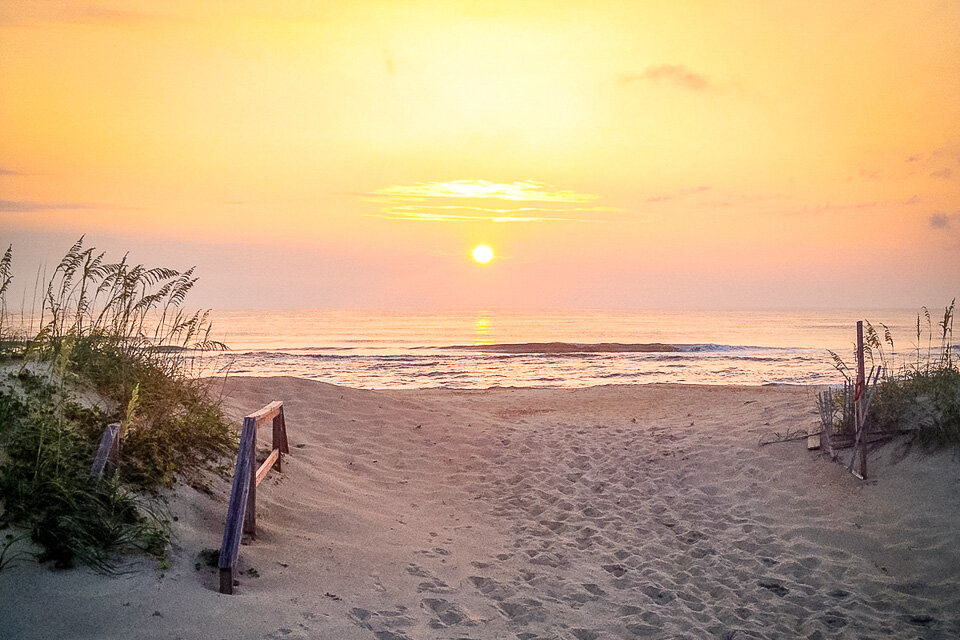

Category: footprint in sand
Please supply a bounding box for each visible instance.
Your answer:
[420,598,476,628]
[404,563,431,577]
[468,575,516,601]
[416,577,451,593]
[347,606,415,634]
[496,599,547,626]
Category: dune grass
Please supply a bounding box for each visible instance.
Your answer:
[0,370,169,570]
[0,238,233,570]
[824,300,960,447]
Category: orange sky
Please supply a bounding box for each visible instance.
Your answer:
[1,0,959,309]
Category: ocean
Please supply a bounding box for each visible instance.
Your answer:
[204,308,949,389]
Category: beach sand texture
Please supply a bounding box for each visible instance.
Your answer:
[2,377,958,639]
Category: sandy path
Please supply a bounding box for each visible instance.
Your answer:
[1,378,958,639]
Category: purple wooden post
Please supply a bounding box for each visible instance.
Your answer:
[242,417,257,538]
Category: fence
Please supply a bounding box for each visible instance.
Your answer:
[816,321,887,479]
[218,400,289,594]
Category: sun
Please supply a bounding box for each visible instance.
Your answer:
[472,244,494,264]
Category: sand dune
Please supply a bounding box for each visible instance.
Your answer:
[2,377,959,639]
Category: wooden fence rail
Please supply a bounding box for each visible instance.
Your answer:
[218,400,289,594]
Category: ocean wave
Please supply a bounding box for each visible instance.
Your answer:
[674,343,778,352]
[441,342,681,354]
[233,352,442,362]
[439,341,789,354]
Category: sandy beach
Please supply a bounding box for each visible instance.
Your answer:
[2,376,958,639]
[7,0,959,637]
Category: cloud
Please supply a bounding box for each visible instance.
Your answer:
[375,180,597,203]
[903,139,960,180]
[619,65,713,91]
[370,179,615,222]
[374,211,577,223]
[0,200,99,213]
[0,168,19,176]
[376,204,614,223]
[929,212,959,229]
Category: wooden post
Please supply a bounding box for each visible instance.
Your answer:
[91,423,121,477]
[218,400,290,594]
[243,417,257,538]
[219,562,233,595]
[855,321,867,478]
[272,406,289,472]
[218,416,255,594]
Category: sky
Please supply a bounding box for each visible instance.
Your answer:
[1,0,959,310]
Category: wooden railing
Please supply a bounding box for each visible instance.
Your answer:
[218,400,289,594]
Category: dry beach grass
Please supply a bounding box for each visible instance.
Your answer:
[1,377,959,639]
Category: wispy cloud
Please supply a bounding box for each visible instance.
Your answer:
[0,168,19,176]
[619,64,714,91]
[376,211,575,223]
[375,180,598,203]
[930,212,959,230]
[0,200,99,213]
[384,204,615,215]
[929,211,960,247]
[370,180,614,222]
[900,139,960,181]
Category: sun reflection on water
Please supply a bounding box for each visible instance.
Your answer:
[474,314,491,345]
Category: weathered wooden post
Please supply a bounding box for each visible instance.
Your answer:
[272,405,289,472]
[855,321,867,478]
[218,401,290,594]
[243,416,257,538]
[219,422,253,594]
[91,422,121,477]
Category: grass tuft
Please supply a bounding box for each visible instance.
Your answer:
[0,373,170,570]
[0,238,234,570]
